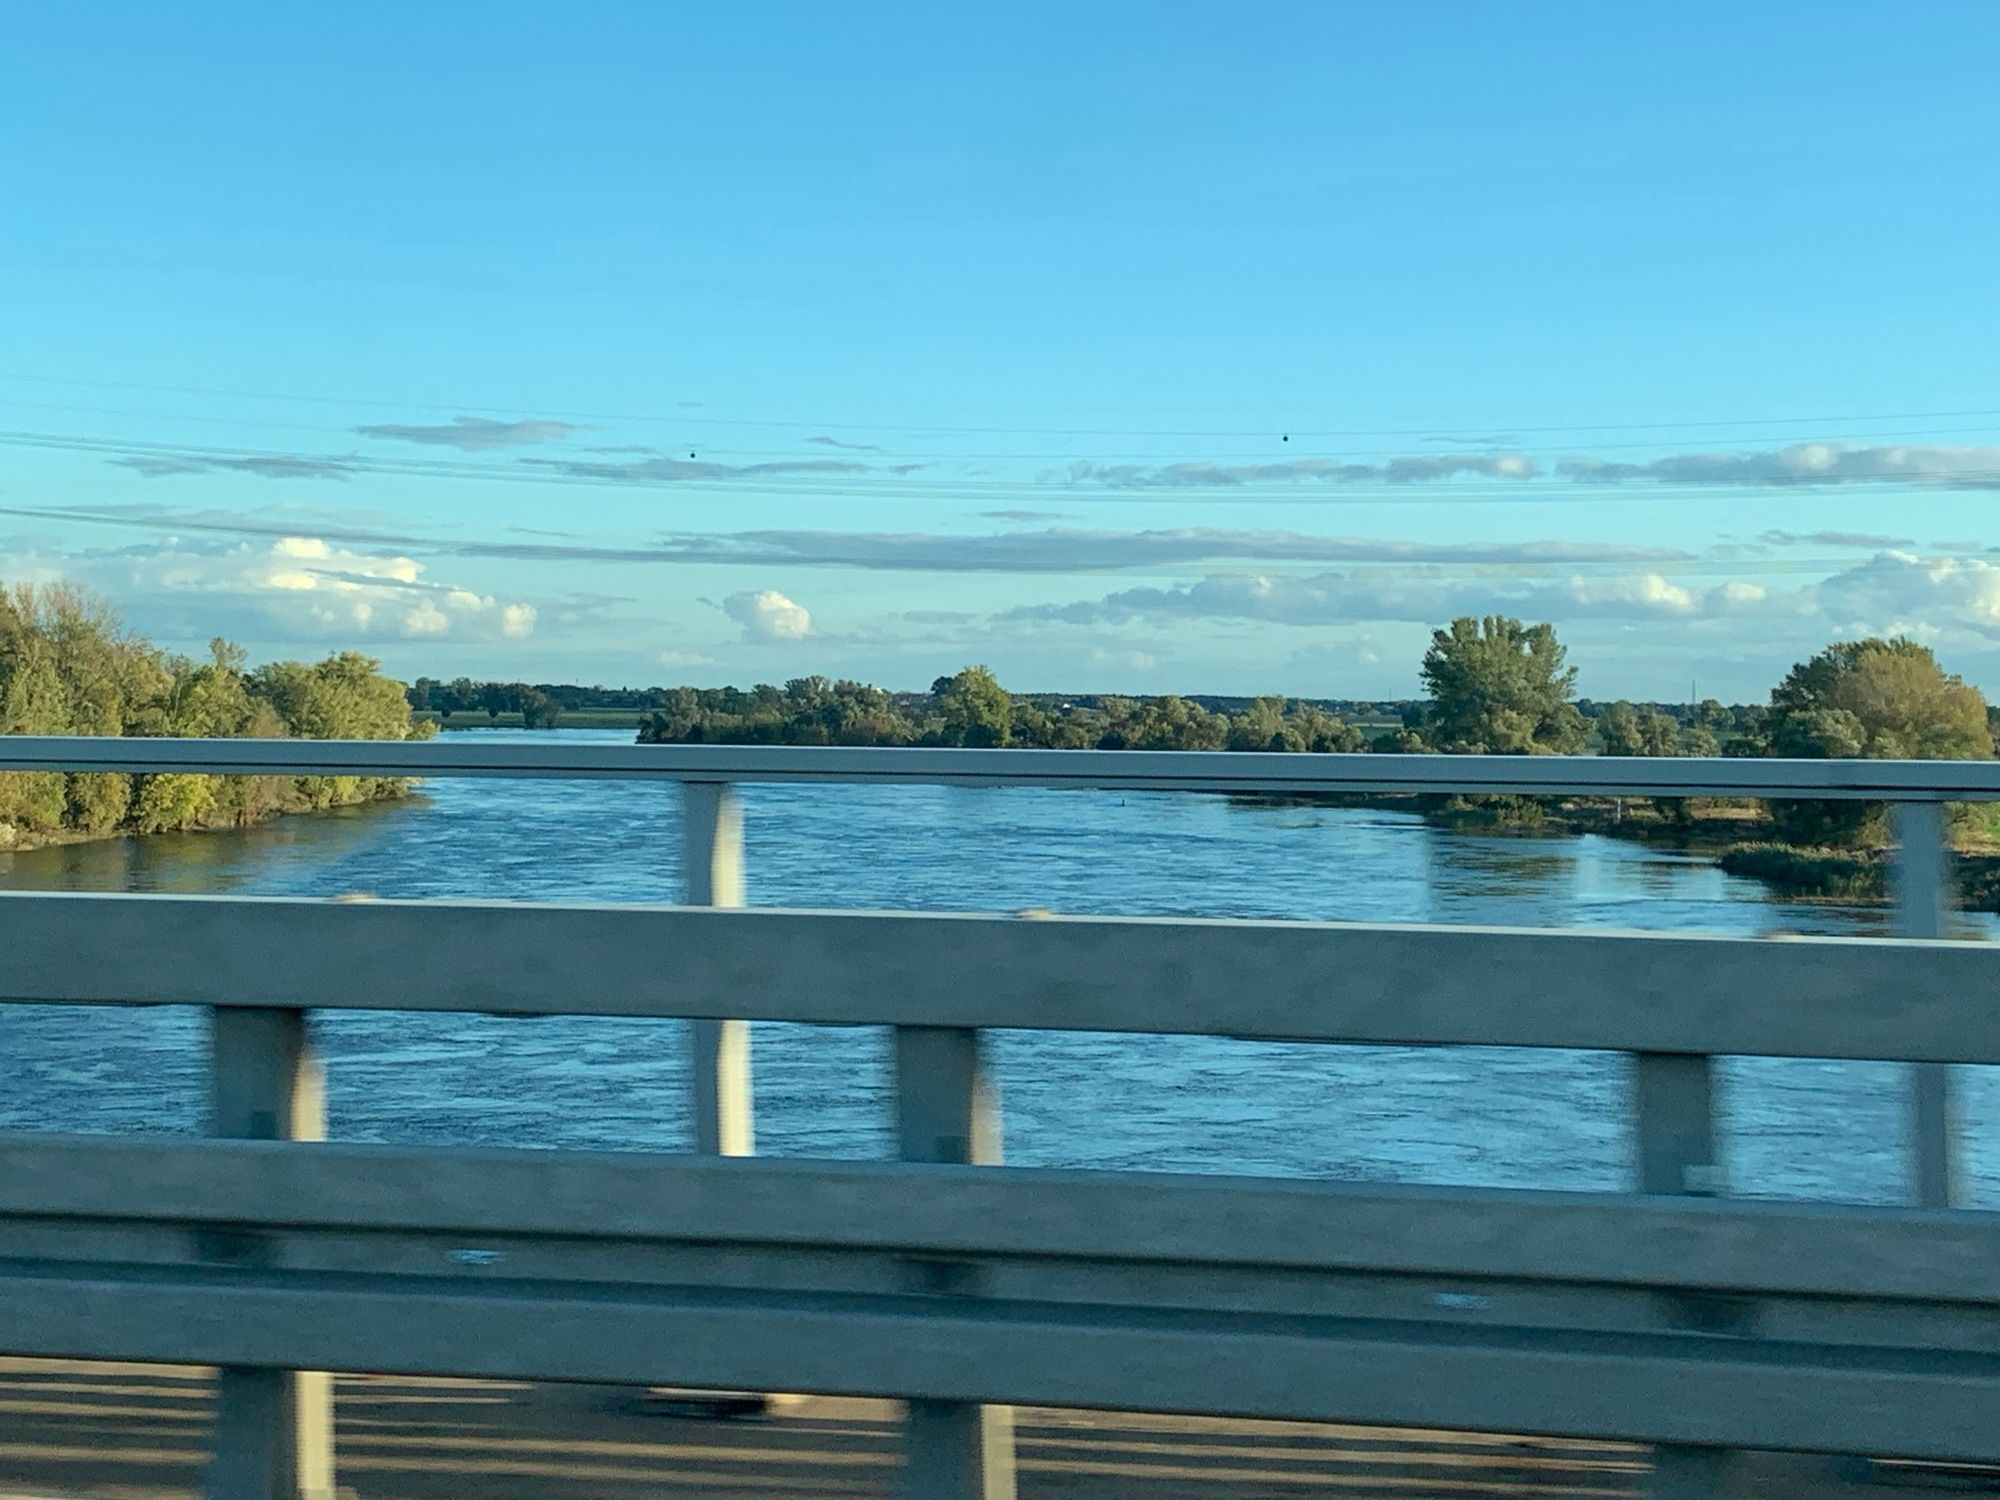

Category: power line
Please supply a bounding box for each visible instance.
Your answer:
[4,429,1998,505]
[3,370,1998,440]
[0,395,1995,459]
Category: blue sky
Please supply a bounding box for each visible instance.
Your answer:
[3,1,1997,701]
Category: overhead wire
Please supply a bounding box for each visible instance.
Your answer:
[0,395,1997,459]
[3,370,1999,440]
[4,428,1998,507]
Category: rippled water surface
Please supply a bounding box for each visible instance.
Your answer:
[5,729,1993,1204]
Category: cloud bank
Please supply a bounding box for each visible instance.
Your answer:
[1060,455,1536,487]
[1559,443,2000,490]
[354,416,578,451]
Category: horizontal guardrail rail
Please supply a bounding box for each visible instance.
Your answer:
[5,732,2000,798]
[3,892,1997,1060]
[1,735,1996,1499]
[7,1137,2000,1304]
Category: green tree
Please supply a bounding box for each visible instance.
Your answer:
[134,639,277,832]
[1759,637,1992,846]
[250,652,432,810]
[2,583,173,835]
[935,665,1012,747]
[1,585,426,848]
[1127,695,1227,751]
[1227,696,1302,752]
[1420,616,1587,754]
[1370,727,1431,753]
[519,687,562,729]
[1288,703,1365,753]
[1597,701,1681,757]
[477,681,513,721]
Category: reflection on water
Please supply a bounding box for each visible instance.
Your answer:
[0,729,1990,1205]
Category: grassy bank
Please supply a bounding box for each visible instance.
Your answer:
[1244,790,2000,914]
[1717,844,1880,901]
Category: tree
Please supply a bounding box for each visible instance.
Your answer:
[477,681,513,721]
[1290,703,1365,753]
[1597,701,1681,757]
[1,585,422,847]
[1759,637,1992,846]
[935,665,1012,747]
[250,652,432,810]
[1370,727,1431,753]
[1227,697,1302,752]
[1126,695,1227,751]
[1420,617,1587,754]
[519,687,562,729]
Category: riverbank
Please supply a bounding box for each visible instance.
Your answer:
[1443,799,2000,913]
[0,776,419,855]
[1246,790,2000,914]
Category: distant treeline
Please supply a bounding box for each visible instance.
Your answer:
[1,584,430,850]
[411,677,568,727]
[625,669,1758,754]
[414,672,1761,751]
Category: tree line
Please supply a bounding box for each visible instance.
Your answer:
[631,673,1383,751]
[1,584,431,849]
[619,617,1994,853]
[613,647,1751,758]
[410,676,565,728]
[12,582,1986,865]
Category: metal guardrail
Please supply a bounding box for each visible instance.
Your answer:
[8,732,2000,797]
[0,736,1994,1500]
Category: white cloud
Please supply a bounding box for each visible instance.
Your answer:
[11,533,540,644]
[1759,529,1917,550]
[1560,443,2000,490]
[722,588,812,642]
[401,600,451,635]
[996,548,2000,653]
[1059,454,1536,488]
[628,527,1692,574]
[658,649,718,667]
[353,416,578,451]
[0,507,1700,576]
[1814,552,2000,640]
[1003,568,1789,630]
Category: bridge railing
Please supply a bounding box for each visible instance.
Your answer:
[0,736,1997,1500]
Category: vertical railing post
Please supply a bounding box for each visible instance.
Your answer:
[206,1006,334,1500]
[1893,798,1958,1209]
[1634,1050,1735,1497]
[894,1026,1016,1500]
[683,780,752,1157]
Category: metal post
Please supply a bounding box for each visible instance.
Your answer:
[1893,799,1957,1209]
[206,1007,334,1500]
[1634,1052,1719,1198]
[683,780,752,1157]
[894,1026,1016,1500]
[1634,1050,1735,1497]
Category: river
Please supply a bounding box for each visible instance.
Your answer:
[3,728,1993,1205]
